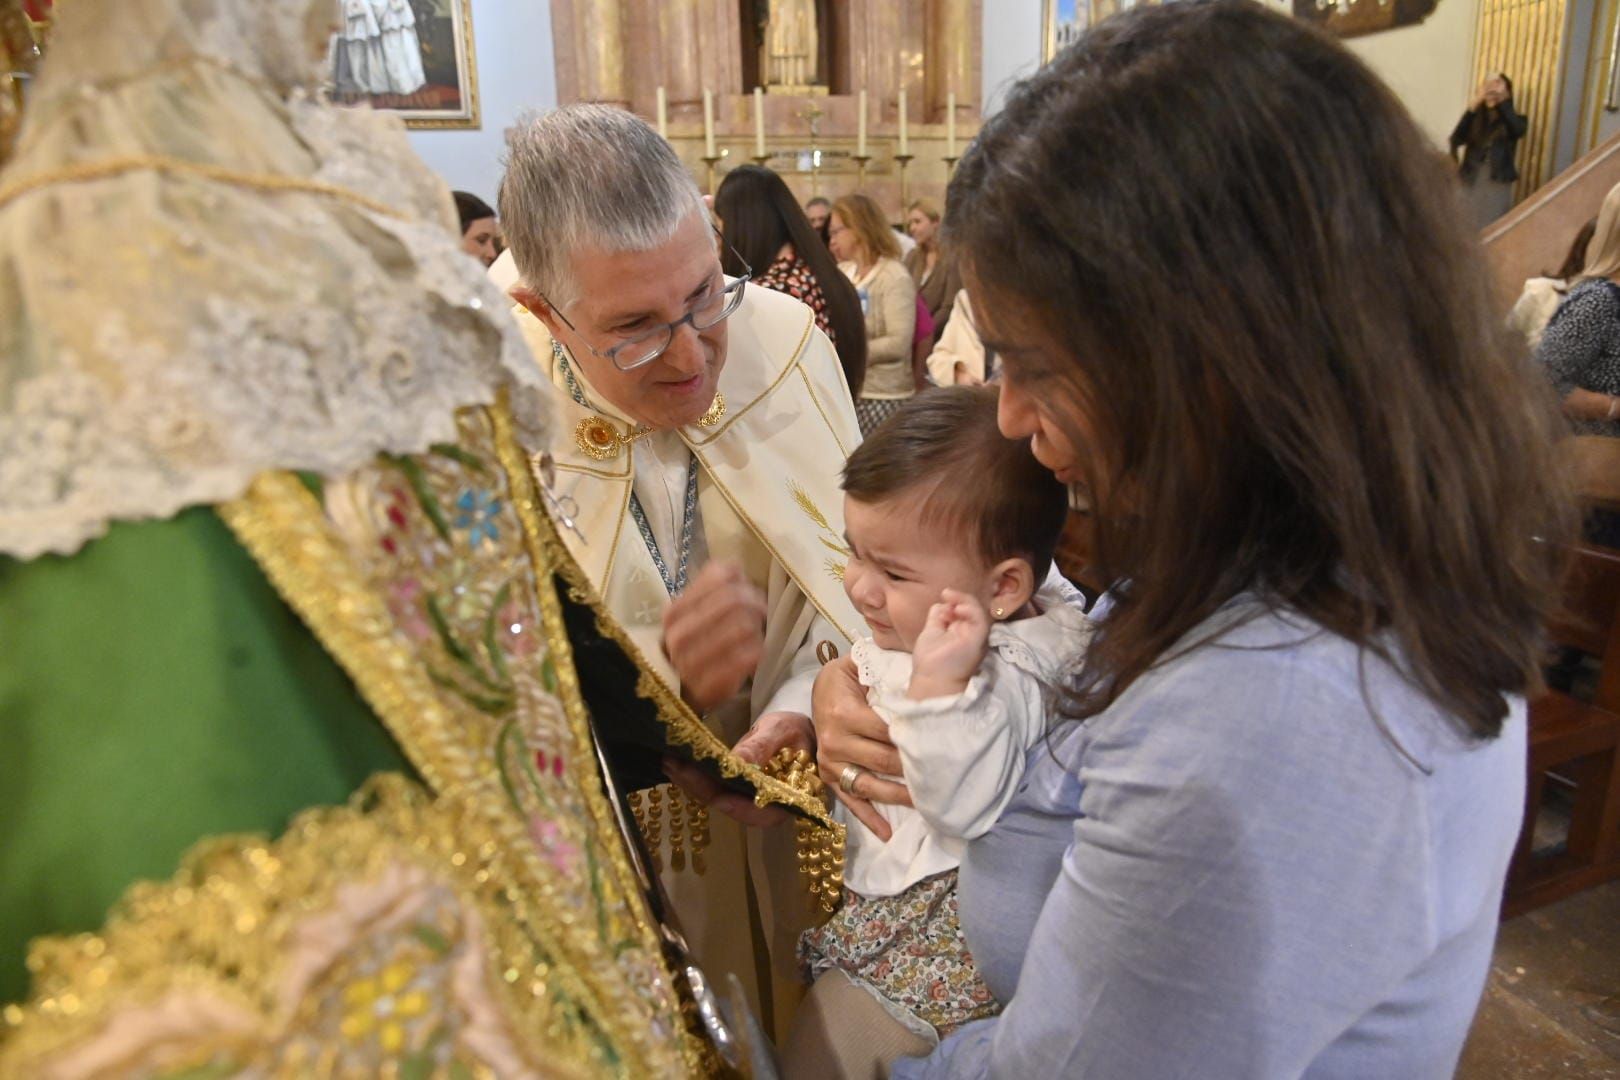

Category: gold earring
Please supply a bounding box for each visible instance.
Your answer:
[992,606,1005,619]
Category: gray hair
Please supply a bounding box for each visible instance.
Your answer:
[499,104,704,309]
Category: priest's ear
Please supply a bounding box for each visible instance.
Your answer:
[987,557,1037,621]
[509,285,563,337]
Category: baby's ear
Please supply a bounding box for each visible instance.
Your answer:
[989,558,1036,619]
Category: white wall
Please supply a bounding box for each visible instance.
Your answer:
[978,0,1483,150]
[981,0,1046,115]
[1340,0,1482,148]
[404,1,557,203]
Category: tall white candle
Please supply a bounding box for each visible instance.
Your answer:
[656,86,668,139]
[857,89,868,157]
[702,88,716,158]
[897,89,909,156]
[946,91,957,157]
[754,87,767,158]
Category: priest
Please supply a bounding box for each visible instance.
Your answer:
[499,103,864,1036]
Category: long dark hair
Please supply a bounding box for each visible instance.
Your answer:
[948,0,1574,738]
[716,166,867,395]
[1549,218,1597,281]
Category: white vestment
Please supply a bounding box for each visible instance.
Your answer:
[513,284,863,1038]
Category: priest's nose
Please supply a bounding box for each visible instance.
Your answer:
[663,322,707,377]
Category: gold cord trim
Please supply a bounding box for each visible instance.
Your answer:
[0,154,409,218]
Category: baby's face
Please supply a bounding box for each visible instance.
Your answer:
[842,492,995,652]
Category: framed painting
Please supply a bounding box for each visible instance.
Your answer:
[329,0,480,130]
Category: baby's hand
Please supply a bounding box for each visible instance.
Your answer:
[908,589,991,700]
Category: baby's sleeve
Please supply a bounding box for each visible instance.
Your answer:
[879,664,1041,840]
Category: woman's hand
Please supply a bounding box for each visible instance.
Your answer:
[661,711,813,828]
[812,656,912,840]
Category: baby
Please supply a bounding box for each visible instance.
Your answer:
[799,386,1091,1043]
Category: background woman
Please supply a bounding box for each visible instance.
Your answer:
[1449,72,1527,229]
[829,193,919,434]
[903,197,962,347]
[812,3,1573,1075]
[716,165,867,398]
[453,190,500,268]
[1535,182,1620,437]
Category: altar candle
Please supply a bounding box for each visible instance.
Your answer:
[946,91,957,157]
[656,86,668,139]
[897,89,909,156]
[857,90,868,157]
[702,88,716,158]
[754,87,767,158]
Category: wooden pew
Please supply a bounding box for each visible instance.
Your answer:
[1504,537,1620,916]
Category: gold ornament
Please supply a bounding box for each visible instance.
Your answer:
[763,747,845,917]
[696,391,727,429]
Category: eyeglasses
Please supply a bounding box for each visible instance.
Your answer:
[540,239,752,372]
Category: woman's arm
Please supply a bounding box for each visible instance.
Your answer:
[866,264,917,366]
[1498,98,1528,139]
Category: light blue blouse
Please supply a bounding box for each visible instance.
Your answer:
[893,603,1525,1079]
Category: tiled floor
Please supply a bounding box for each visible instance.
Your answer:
[1458,880,1620,1079]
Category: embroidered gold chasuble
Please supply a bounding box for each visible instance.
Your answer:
[513,285,864,1038]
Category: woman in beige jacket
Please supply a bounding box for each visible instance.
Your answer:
[831,194,920,434]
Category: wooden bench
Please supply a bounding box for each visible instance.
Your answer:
[1503,540,1620,916]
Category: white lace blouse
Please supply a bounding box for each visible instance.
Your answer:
[838,577,1093,897]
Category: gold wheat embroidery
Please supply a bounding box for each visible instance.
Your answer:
[792,481,850,581]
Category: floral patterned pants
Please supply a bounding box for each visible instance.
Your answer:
[797,870,999,1036]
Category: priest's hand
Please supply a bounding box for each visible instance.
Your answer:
[662,711,814,828]
[663,561,767,714]
[812,656,912,841]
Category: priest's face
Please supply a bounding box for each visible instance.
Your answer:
[544,209,728,430]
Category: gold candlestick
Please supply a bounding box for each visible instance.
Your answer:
[700,151,727,196]
[851,154,872,189]
[750,154,772,167]
[943,155,960,179]
[894,153,915,214]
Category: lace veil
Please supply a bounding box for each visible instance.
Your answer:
[0,0,547,558]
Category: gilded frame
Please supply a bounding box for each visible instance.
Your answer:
[330,0,481,131]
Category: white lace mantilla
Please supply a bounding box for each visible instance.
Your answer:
[0,0,548,558]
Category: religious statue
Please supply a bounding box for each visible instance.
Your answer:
[757,0,827,93]
[0,1,823,1074]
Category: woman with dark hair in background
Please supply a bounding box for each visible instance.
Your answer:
[802,2,1573,1074]
[452,190,500,267]
[1449,72,1527,229]
[716,165,867,397]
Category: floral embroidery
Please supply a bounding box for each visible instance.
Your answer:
[339,958,432,1052]
[453,487,502,549]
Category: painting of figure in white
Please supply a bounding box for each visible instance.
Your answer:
[330,0,479,129]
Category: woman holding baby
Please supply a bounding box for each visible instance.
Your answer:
[797,2,1573,1077]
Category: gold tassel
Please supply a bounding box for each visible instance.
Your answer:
[668,784,687,872]
[763,747,845,917]
[628,784,712,874]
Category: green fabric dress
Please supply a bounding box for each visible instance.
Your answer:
[0,507,412,1003]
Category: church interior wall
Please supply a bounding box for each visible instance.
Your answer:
[405,0,559,204]
[398,0,1483,212]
